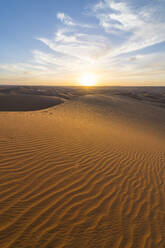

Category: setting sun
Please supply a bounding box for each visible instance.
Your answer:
[79,74,98,86]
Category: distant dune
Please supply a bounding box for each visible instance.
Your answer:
[0,86,165,247]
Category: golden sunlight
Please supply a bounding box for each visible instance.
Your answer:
[79,74,98,86]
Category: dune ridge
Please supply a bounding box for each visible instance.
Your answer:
[0,91,165,247]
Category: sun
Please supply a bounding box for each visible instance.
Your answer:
[79,74,98,86]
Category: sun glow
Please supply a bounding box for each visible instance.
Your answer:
[79,74,98,86]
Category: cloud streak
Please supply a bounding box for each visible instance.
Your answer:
[93,0,165,55]
[57,13,76,26]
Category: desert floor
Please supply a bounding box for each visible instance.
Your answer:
[0,86,165,248]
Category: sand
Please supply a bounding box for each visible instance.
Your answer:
[0,86,165,248]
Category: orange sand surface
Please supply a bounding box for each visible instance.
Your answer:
[0,95,165,248]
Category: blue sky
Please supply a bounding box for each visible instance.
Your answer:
[0,0,165,85]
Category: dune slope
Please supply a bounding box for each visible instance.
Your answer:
[0,95,165,248]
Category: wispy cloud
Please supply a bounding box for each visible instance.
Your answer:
[0,63,46,72]
[57,12,92,28]
[37,28,111,63]
[92,0,165,55]
[57,13,75,26]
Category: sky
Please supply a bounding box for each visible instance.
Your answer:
[0,0,165,86]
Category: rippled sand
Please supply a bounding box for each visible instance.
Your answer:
[0,90,165,248]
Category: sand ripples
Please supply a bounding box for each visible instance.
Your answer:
[0,104,165,248]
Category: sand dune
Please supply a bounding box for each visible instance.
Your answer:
[0,87,165,247]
